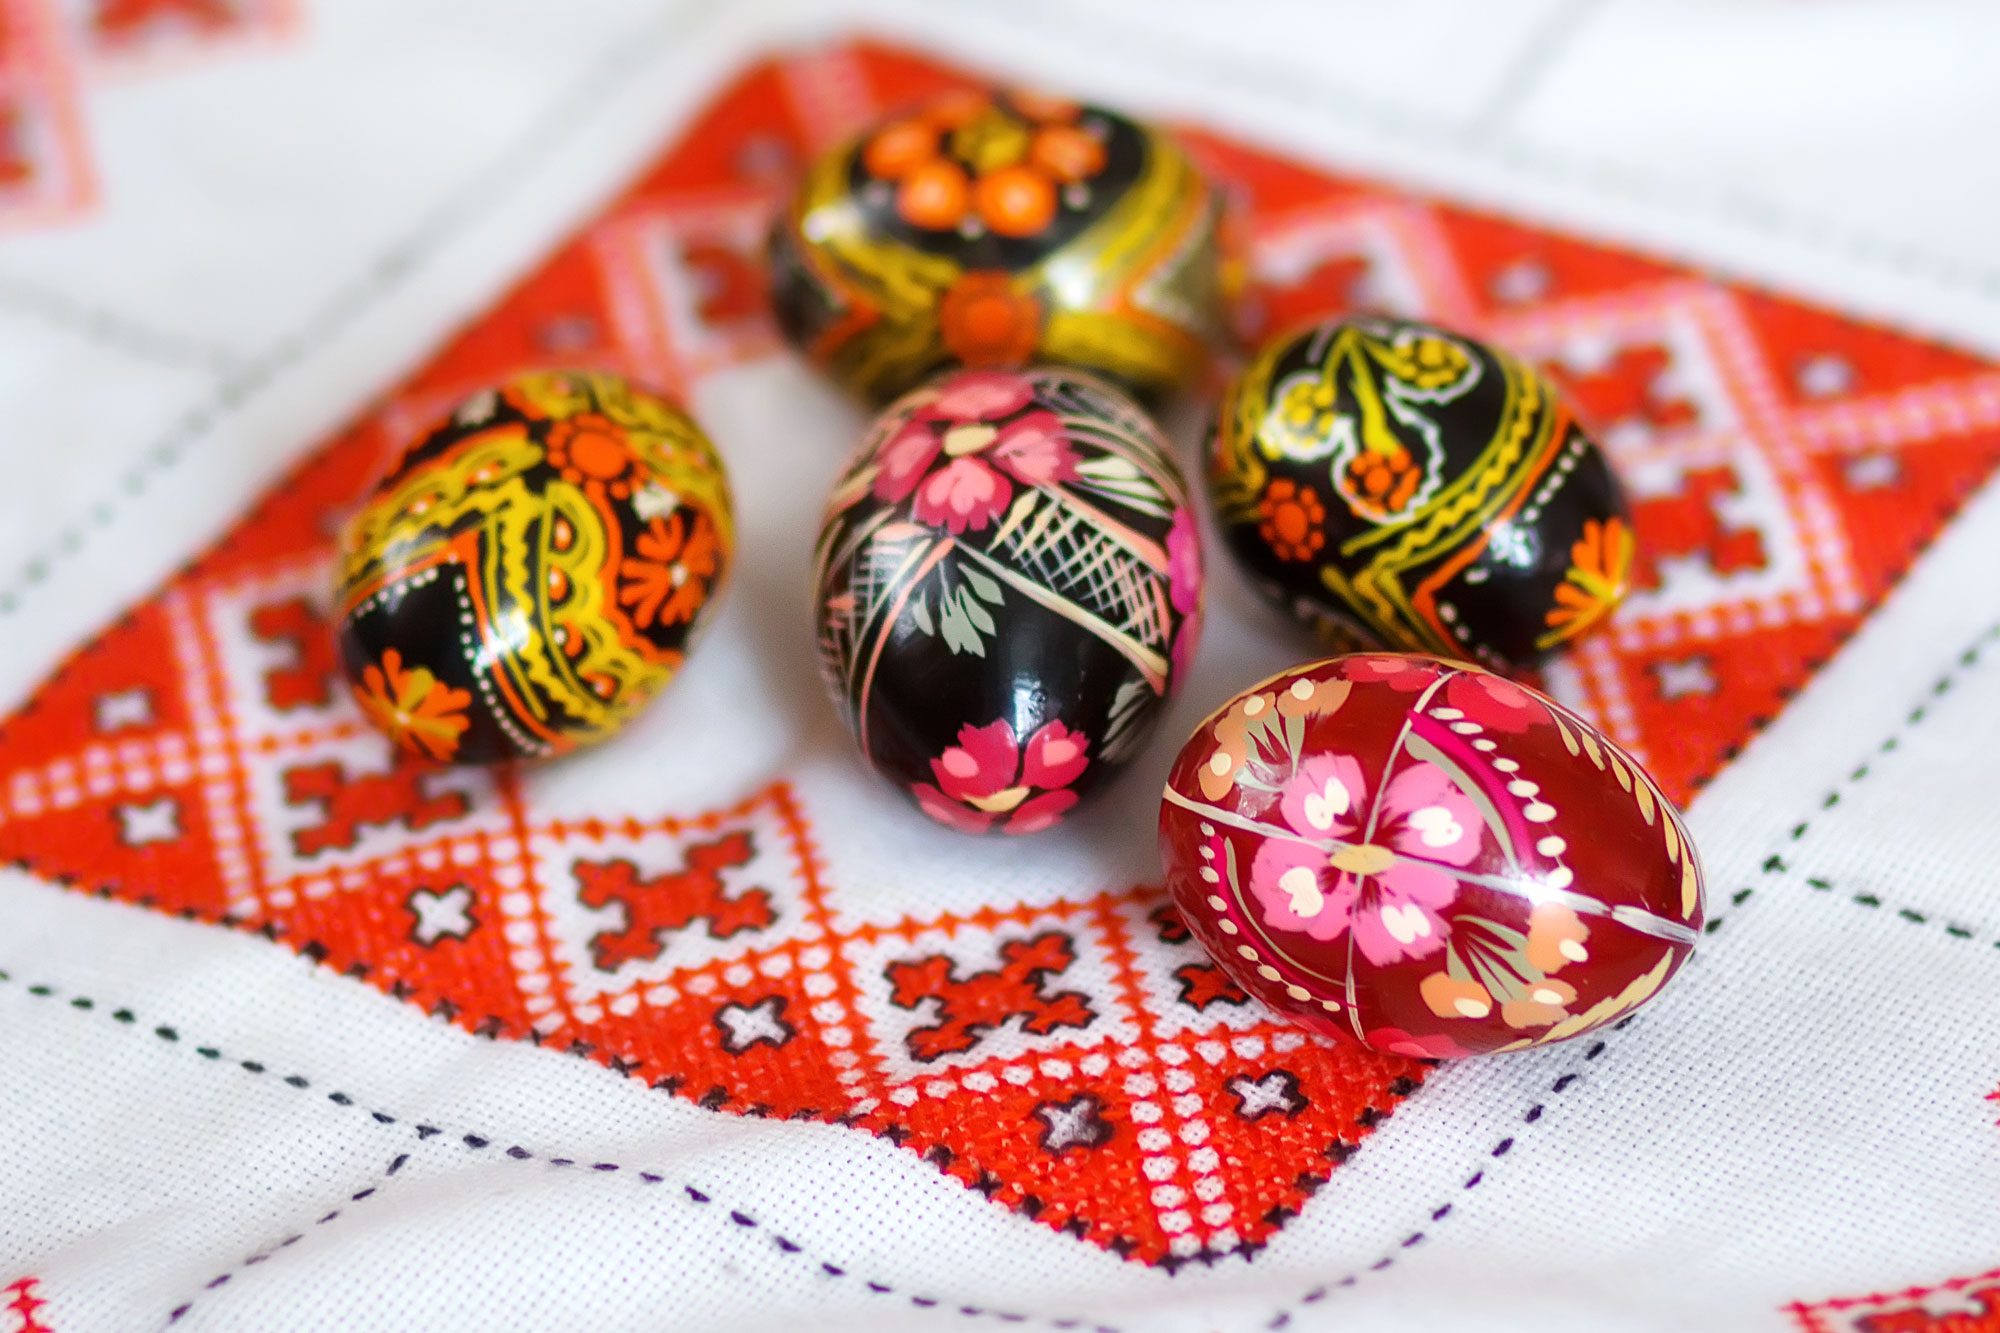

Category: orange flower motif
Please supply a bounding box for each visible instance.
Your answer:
[1257,478,1327,562]
[1540,515,1635,648]
[939,271,1044,367]
[860,89,1108,239]
[1525,903,1590,974]
[1420,972,1493,1022]
[1500,977,1577,1030]
[355,648,471,762]
[545,413,638,498]
[1274,673,1349,719]
[1345,442,1423,516]
[1197,689,1276,801]
[617,510,721,630]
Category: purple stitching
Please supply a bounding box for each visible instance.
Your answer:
[0,969,1115,1333]
[165,1151,408,1328]
[1262,618,1999,1328]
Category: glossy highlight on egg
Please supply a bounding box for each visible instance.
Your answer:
[335,370,733,764]
[814,366,1203,833]
[1159,653,1703,1057]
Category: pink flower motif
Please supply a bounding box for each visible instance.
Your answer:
[1170,614,1202,688]
[1365,1027,1469,1060]
[1443,670,1541,734]
[1343,654,1437,691]
[875,420,947,500]
[915,457,1009,533]
[987,413,1076,487]
[870,370,1079,534]
[1278,754,1364,840]
[1022,720,1089,789]
[933,370,1034,420]
[1165,509,1201,618]
[1165,507,1203,685]
[908,716,1091,835]
[1247,757,1481,965]
[931,717,1019,802]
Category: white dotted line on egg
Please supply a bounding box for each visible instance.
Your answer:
[447,570,549,760]
[1518,429,1589,529]
[1423,700,1573,893]
[344,563,439,617]
[1432,600,1507,670]
[1198,821,1342,1016]
[1431,425,1589,672]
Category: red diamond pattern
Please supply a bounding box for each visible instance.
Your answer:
[3,40,1998,1267]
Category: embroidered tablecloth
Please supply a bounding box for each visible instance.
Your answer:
[3,3,1999,1330]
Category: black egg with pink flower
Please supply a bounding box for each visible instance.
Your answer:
[813,366,1203,834]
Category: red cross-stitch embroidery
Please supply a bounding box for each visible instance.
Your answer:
[887,930,1097,1061]
[574,833,773,971]
[1789,1268,2000,1333]
[1151,904,1247,1010]
[682,237,768,327]
[1248,251,1375,342]
[1862,1292,2000,1333]
[247,597,340,711]
[1174,961,1249,1011]
[282,757,469,857]
[1629,464,1770,591]
[2,1277,52,1333]
[1551,343,1700,437]
[4,39,2000,1267]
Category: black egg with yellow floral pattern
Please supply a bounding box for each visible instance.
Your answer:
[1207,315,1635,669]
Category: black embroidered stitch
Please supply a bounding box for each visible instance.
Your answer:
[0,969,1109,1333]
[1261,617,2000,1327]
[0,0,712,621]
[1796,875,1998,945]
[0,278,238,374]
[1719,621,2000,932]
[165,1152,409,1327]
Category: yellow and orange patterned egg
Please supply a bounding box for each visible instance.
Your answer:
[769,87,1229,403]
[334,371,733,764]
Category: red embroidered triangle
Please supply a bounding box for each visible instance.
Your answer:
[3,40,1996,1267]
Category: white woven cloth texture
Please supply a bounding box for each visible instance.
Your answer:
[2,1,1998,1330]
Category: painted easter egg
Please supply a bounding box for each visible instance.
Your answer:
[1158,653,1703,1057]
[335,371,733,764]
[814,366,1203,834]
[769,86,1229,403]
[1209,315,1634,669]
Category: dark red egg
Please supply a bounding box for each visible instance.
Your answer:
[1158,653,1703,1057]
